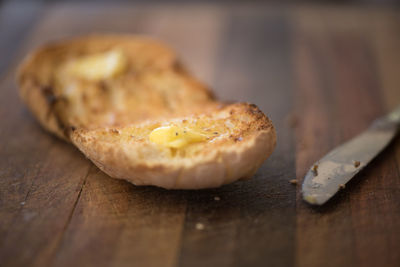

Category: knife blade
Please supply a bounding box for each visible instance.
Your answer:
[302,105,400,205]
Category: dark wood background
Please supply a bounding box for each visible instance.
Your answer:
[0,1,399,267]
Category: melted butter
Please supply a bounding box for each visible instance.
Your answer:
[66,49,127,81]
[149,125,208,148]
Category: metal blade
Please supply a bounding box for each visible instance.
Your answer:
[302,105,400,205]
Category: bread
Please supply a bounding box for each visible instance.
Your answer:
[17,35,276,189]
[17,35,215,141]
[71,103,276,189]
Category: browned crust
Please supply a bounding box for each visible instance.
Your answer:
[17,76,70,140]
[17,34,215,141]
[71,103,277,189]
[17,35,277,189]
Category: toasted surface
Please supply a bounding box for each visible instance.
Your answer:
[17,35,277,189]
[17,35,215,140]
[71,103,276,189]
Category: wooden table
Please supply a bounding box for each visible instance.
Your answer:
[1,2,399,267]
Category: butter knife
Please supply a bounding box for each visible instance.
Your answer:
[302,105,400,205]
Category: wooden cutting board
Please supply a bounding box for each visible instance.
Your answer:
[0,2,399,267]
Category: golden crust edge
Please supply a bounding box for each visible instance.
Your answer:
[16,35,277,190]
[16,34,215,141]
[70,106,277,189]
[17,72,70,141]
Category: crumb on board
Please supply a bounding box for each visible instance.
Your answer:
[289,179,298,185]
[195,223,205,230]
[354,161,361,168]
[312,164,318,176]
[339,184,346,189]
[214,196,220,201]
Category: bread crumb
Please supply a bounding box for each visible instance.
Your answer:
[289,179,297,185]
[354,161,360,168]
[312,164,318,176]
[214,196,220,201]
[195,223,204,230]
[339,184,346,189]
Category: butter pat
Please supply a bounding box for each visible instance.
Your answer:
[66,49,127,80]
[149,125,208,148]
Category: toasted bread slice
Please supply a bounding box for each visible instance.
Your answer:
[17,35,215,140]
[71,103,276,189]
[17,35,277,189]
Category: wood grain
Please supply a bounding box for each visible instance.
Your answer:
[0,3,399,267]
[0,73,92,266]
[37,5,225,267]
[293,8,400,267]
[178,8,296,267]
